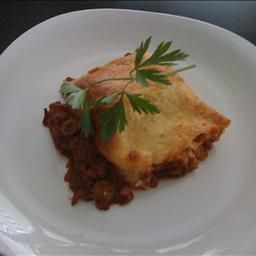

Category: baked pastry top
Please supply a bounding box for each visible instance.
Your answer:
[73,53,230,187]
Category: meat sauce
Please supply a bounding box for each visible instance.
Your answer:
[43,102,214,210]
[43,102,134,210]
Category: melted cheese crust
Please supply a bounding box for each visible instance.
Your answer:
[74,53,230,186]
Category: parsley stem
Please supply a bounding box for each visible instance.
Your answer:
[129,68,136,77]
[120,80,133,99]
[167,64,196,76]
[87,77,132,88]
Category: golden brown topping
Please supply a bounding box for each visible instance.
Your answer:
[128,150,140,162]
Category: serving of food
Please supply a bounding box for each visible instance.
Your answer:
[43,37,230,210]
[3,7,256,255]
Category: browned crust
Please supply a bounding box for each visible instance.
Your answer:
[73,53,231,187]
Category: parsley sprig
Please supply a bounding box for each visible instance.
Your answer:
[60,36,195,141]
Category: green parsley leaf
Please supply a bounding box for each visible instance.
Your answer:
[99,101,127,141]
[135,36,152,69]
[136,69,171,87]
[59,81,93,136]
[60,81,86,110]
[59,81,82,96]
[159,49,188,62]
[138,42,188,68]
[126,93,160,114]
[91,92,120,108]
[66,89,87,110]
[79,96,94,137]
[140,40,172,67]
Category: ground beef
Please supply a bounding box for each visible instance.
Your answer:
[43,102,133,210]
[43,102,214,210]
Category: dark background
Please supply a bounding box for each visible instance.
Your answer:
[0,1,256,54]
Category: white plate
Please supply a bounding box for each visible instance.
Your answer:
[0,9,256,255]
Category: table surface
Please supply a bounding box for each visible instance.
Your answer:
[1,1,256,255]
[0,1,256,54]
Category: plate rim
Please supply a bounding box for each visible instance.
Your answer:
[0,8,256,255]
